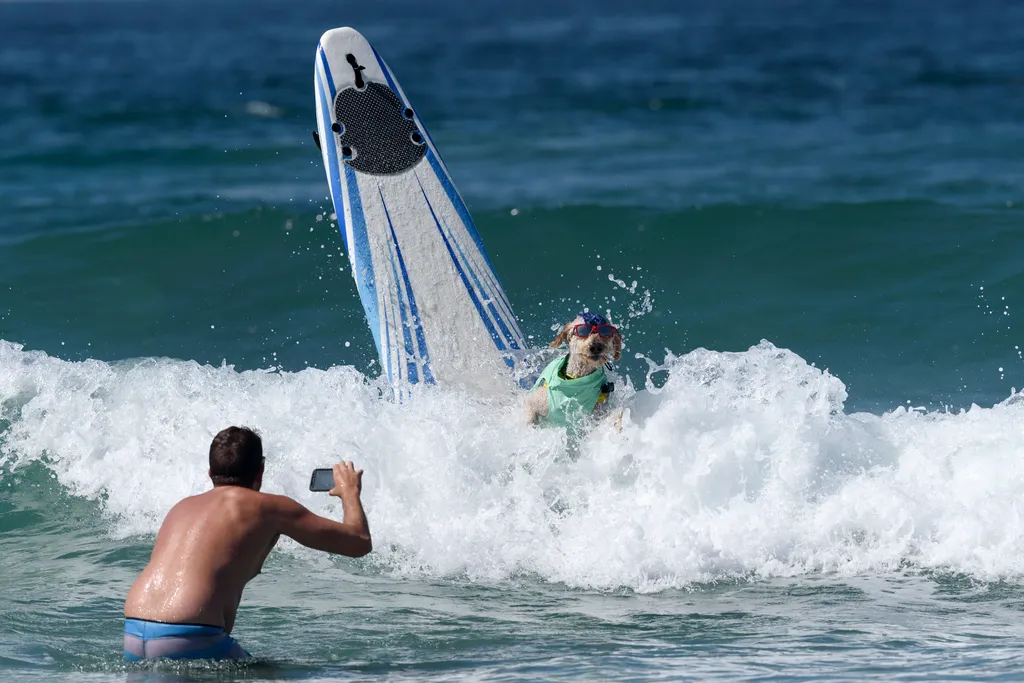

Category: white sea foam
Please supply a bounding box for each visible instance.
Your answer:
[3,338,1024,591]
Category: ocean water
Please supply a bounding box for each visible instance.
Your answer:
[3,0,1024,680]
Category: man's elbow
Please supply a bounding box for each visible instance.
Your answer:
[348,534,372,558]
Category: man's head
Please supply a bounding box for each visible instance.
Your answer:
[209,426,264,490]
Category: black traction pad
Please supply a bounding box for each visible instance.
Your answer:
[333,82,426,176]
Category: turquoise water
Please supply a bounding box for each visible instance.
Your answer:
[3,0,1024,679]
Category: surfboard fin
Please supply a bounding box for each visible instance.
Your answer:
[312,130,321,151]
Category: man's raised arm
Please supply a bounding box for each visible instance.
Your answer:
[273,461,372,558]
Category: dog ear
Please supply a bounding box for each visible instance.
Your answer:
[611,329,623,361]
[549,322,572,348]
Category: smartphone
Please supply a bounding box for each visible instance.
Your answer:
[309,468,334,492]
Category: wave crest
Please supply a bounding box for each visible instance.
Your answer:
[3,339,1024,590]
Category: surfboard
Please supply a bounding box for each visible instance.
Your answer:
[314,27,526,395]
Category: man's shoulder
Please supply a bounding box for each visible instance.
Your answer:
[251,491,306,516]
[201,487,292,514]
[193,487,307,522]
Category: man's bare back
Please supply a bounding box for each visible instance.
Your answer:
[123,427,370,661]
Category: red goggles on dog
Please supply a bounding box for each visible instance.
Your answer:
[573,323,617,339]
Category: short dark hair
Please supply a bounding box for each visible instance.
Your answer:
[209,426,264,488]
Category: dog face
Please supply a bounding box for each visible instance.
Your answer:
[550,314,623,373]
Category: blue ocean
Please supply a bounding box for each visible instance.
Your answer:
[3,0,1024,679]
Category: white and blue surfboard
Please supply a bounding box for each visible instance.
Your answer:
[314,27,526,395]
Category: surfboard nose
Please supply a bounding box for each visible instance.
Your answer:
[318,27,359,44]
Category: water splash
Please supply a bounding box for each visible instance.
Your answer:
[4,339,1024,591]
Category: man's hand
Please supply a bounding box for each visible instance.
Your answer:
[329,461,363,499]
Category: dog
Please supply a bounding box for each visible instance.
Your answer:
[524,312,623,426]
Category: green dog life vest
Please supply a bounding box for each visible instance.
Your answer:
[532,355,608,426]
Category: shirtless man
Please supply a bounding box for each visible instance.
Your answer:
[123,426,371,661]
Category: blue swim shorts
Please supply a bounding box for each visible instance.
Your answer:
[123,618,250,661]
